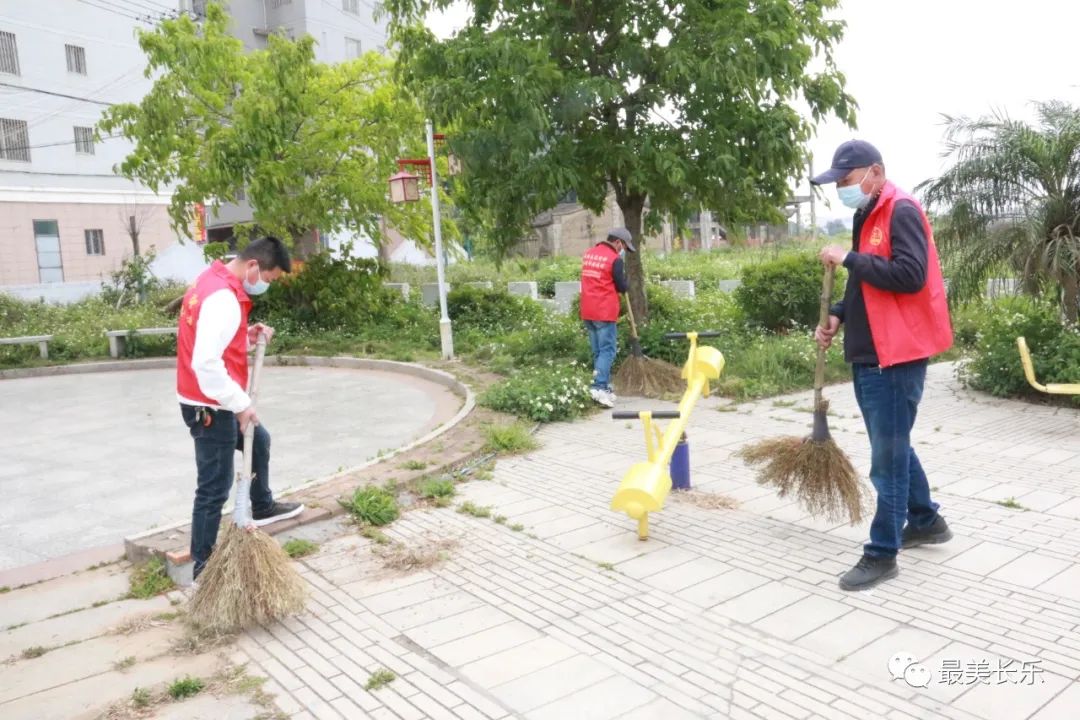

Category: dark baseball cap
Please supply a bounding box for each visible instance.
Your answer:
[607,227,636,252]
[811,140,883,185]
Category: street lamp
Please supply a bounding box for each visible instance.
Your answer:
[389,120,454,360]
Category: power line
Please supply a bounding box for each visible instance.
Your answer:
[76,0,152,24]
[0,82,116,107]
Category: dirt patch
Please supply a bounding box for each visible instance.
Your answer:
[670,489,740,510]
[373,536,461,573]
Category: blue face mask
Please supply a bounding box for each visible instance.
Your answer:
[837,169,872,209]
[243,265,270,296]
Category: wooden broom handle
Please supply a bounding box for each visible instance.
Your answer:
[814,266,836,405]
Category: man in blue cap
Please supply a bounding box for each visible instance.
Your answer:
[811,140,954,591]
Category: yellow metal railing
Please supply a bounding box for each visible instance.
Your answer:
[611,331,725,539]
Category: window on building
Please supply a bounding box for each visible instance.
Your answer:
[84,229,105,256]
[269,0,292,7]
[345,37,362,59]
[342,0,360,14]
[0,118,30,162]
[33,220,64,283]
[0,31,19,75]
[65,44,87,74]
[74,126,95,155]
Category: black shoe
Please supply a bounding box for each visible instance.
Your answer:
[839,554,898,591]
[902,515,953,549]
[252,501,305,527]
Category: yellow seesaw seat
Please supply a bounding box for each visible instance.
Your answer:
[1017,337,1080,395]
[611,332,725,539]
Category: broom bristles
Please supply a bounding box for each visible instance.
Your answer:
[189,523,307,633]
[737,436,870,525]
[613,356,685,398]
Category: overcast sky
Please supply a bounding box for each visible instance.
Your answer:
[424,0,1080,222]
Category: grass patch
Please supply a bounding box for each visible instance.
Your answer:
[457,501,492,519]
[114,655,137,671]
[340,486,400,526]
[510,523,525,532]
[131,687,153,708]
[168,676,205,700]
[153,611,182,622]
[365,669,396,691]
[597,562,615,572]
[995,497,1027,511]
[21,645,47,659]
[418,478,456,507]
[282,538,319,559]
[0,586,9,593]
[361,526,392,545]
[400,460,428,471]
[493,514,508,525]
[128,556,175,599]
[482,422,540,454]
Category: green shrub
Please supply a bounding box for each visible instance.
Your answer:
[339,486,400,526]
[447,286,545,335]
[418,478,456,503]
[957,297,1077,398]
[716,332,850,400]
[253,245,389,331]
[480,363,592,422]
[471,312,590,372]
[735,253,840,332]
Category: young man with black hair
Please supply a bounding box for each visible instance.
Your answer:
[177,236,303,581]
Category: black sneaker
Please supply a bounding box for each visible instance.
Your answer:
[252,501,305,527]
[839,554,898,591]
[902,515,953,549]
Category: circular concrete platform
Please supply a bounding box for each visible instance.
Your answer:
[0,364,463,571]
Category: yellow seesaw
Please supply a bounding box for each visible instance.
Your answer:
[1017,336,1080,395]
[611,331,725,540]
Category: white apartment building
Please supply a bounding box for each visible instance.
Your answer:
[0,1,397,302]
[0,1,186,301]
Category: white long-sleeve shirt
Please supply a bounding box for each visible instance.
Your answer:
[177,288,252,413]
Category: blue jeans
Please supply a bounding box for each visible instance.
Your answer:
[852,361,940,558]
[181,404,274,578]
[584,320,617,390]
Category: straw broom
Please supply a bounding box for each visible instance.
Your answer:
[736,266,869,525]
[613,297,684,398]
[189,334,306,632]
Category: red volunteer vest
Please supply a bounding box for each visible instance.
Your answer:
[860,182,953,367]
[176,260,251,406]
[580,242,620,322]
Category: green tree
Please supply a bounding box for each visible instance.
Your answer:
[100,3,430,254]
[824,218,848,236]
[918,101,1080,321]
[383,0,856,319]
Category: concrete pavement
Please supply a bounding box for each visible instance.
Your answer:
[225,362,1080,720]
[0,366,461,571]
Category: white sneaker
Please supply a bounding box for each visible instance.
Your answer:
[591,388,615,408]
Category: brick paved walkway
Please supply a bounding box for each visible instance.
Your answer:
[232,362,1080,720]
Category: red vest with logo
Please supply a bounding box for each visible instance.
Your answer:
[176,261,251,406]
[579,242,620,322]
[860,182,953,367]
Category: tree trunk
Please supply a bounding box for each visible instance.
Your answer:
[378,216,392,267]
[619,194,649,323]
[128,215,141,257]
[1063,273,1079,324]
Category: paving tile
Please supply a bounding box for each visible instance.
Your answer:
[988,554,1074,589]
[710,580,809,625]
[943,541,1027,575]
[753,594,853,642]
[1037,564,1080,602]
[795,609,900,663]
[490,654,614,713]
[459,636,579,688]
[430,620,542,668]
[643,556,731,593]
[526,674,658,720]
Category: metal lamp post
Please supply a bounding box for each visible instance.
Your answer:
[388,121,454,360]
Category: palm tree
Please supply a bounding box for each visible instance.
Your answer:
[918,101,1080,322]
